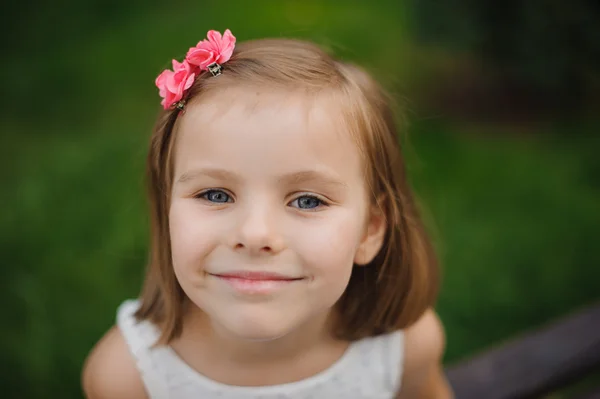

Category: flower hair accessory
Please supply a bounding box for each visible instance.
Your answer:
[155,29,236,110]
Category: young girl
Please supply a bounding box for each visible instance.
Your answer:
[82,29,453,399]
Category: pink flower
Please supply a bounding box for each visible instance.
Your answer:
[154,29,236,109]
[155,59,197,109]
[186,29,236,70]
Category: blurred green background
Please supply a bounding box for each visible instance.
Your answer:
[1,1,599,398]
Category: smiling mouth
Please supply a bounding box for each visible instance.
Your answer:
[208,271,304,294]
[209,271,303,281]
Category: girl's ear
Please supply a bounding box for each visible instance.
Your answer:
[354,198,387,266]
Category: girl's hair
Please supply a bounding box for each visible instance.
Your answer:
[135,38,439,344]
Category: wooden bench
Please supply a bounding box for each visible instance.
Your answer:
[445,302,600,399]
[578,387,600,399]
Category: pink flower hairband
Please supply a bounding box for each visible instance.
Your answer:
[155,29,236,110]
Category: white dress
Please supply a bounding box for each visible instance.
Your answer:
[117,299,405,399]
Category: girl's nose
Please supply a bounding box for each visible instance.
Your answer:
[230,205,285,256]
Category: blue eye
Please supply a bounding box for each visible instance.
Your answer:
[290,195,325,210]
[200,190,232,203]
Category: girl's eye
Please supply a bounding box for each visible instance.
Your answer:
[199,189,232,203]
[290,195,326,210]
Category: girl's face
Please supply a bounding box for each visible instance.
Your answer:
[169,87,385,341]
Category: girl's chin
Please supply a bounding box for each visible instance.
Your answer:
[217,318,295,342]
[236,332,289,342]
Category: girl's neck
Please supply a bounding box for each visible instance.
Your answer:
[178,305,337,363]
[169,305,350,386]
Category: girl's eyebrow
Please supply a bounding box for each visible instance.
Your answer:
[278,170,348,189]
[176,168,241,184]
[176,168,347,188]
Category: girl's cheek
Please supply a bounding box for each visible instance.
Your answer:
[301,215,364,269]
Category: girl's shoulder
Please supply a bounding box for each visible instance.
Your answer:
[82,325,148,399]
[83,300,166,399]
[403,309,446,368]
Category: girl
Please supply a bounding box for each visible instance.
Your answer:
[82,29,453,398]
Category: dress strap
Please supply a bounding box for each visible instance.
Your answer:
[385,330,405,394]
[116,299,171,399]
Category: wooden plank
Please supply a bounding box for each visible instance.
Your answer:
[446,302,600,399]
[577,386,600,399]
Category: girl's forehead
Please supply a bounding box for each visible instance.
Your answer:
[173,87,366,180]
[179,87,353,145]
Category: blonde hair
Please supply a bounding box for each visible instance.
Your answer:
[136,38,439,343]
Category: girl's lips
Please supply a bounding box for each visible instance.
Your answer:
[210,271,303,281]
[208,271,304,294]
